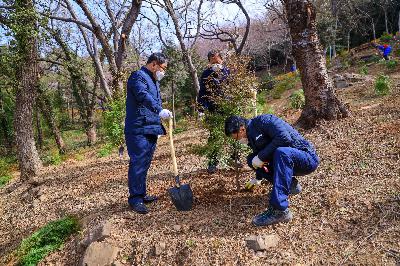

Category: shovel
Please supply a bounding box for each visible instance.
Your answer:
[167,117,193,211]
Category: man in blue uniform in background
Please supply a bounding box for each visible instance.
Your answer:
[125,53,172,214]
[198,50,231,173]
[373,43,392,60]
[225,115,320,226]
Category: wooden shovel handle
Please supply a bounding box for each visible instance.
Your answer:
[168,117,179,176]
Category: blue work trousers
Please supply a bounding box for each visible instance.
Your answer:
[255,147,319,210]
[125,134,158,205]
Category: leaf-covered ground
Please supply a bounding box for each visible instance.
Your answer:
[1,69,399,265]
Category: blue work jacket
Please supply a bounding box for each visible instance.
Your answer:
[124,66,166,135]
[197,65,229,112]
[247,114,316,162]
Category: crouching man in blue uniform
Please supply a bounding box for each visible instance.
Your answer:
[225,115,320,226]
[125,53,172,214]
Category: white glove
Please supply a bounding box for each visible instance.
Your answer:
[198,112,205,120]
[244,178,262,190]
[251,155,264,169]
[159,109,173,119]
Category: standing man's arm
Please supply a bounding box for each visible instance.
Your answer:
[129,76,162,114]
[257,117,293,162]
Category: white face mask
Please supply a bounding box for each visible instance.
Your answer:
[211,64,223,71]
[238,138,248,145]
[156,70,165,81]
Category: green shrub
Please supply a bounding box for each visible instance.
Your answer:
[255,92,275,115]
[359,65,368,75]
[385,60,398,70]
[58,112,71,130]
[17,216,80,266]
[97,144,113,158]
[364,55,381,64]
[271,83,288,99]
[395,48,400,57]
[0,175,12,188]
[259,73,275,91]
[0,158,11,177]
[256,91,266,114]
[270,73,300,99]
[201,54,259,167]
[43,150,62,166]
[264,105,275,114]
[289,89,305,109]
[62,129,86,150]
[379,32,393,42]
[374,74,391,95]
[342,59,351,69]
[339,49,349,57]
[102,98,125,147]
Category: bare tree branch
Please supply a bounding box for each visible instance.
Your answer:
[48,15,94,31]
[198,0,250,54]
[116,0,142,70]
[105,0,119,52]
[72,0,116,72]
[140,5,170,48]
[38,58,64,66]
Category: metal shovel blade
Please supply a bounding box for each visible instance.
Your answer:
[168,182,193,211]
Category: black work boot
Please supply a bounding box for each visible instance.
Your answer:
[290,178,302,195]
[130,202,149,214]
[252,207,293,226]
[143,195,158,203]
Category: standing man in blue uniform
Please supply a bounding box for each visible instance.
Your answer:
[225,115,320,226]
[198,50,231,173]
[125,53,172,214]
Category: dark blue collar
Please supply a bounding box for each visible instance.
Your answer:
[246,119,252,129]
[141,66,156,83]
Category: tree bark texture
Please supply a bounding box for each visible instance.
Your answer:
[14,0,42,180]
[283,0,349,128]
[35,109,43,150]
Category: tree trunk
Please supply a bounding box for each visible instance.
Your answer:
[164,0,201,95]
[372,20,376,40]
[331,0,339,58]
[86,122,97,146]
[398,10,400,34]
[71,104,74,123]
[283,0,349,128]
[347,31,351,51]
[14,0,42,180]
[37,89,66,154]
[35,109,43,150]
[384,9,389,33]
[332,17,338,58]
[235,0,251,55]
